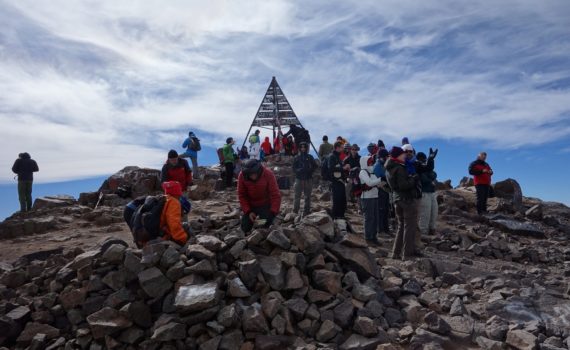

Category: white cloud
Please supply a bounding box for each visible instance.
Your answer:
[1,0,569,182]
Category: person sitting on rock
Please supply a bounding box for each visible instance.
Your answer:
[238,159,281,232]
[469,152,493,215]
[161,150,193,191]
[160,181,190,245]
[261,136,273,157]
[293,142,317,217]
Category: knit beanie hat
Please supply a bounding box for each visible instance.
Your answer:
[377,139,385,148]
[390,146,404,158]
[168,149,178,159]
[402,144,414,152]
[402,137,410,145]
[416,152,427,161]
[226,137,234,144]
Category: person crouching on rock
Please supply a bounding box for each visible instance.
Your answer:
[160,181,190,245]
[238,159,281,233]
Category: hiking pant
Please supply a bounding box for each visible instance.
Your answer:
[361,197,378,240]
[475,184,489,215]
[392,199,418,258]
[18,180,33,212]
[331,180,347,219]
[241,204,274,233]
[293,179,313,216]
[189,156,199,179]
[345,181,353,202]
[419,192,438,234]
[377,189,390,234]
[224,162,234,188]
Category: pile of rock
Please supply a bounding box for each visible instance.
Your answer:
[1,211,409,349]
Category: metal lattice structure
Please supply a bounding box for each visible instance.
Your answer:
[242,77,317,154]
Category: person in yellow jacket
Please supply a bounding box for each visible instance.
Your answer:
[160,181,189,245]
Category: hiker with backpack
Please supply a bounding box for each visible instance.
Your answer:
[318,135,333,161]
[326,142,347,219]
[12,152,39,212]
[343,144,361,203]
[180,131,201,179]
[359,156,383,244]
[161,150,193,192]
[385,146,421,260]
[222,138,237,188]
[238,159,281,232]
[124,181,191,248]
[284,124,311,148]
[293,142,317,217]
[249,130,261,160]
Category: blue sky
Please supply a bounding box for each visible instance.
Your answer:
[1,0,569,220]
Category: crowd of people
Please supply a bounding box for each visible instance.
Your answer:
[11,126,495,262]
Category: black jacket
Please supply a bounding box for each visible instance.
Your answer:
[327,151,345,182]
[385,158,418,201]
[12,153,39,181]
[343,154,361,170]
[293,152,317,180]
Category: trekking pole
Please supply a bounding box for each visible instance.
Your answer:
[94,192,104,210]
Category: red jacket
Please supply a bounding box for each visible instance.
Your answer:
[261,137,272,155]
[161,158,193,189]
[468,159,492,185]
[238,167,281,215]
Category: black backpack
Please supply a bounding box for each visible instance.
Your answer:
[190,137,201,151]
[128,195,167,247]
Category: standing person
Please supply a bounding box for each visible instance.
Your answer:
[161,150,193,191]
[359,156,382,244]
[375,149,391,235]
[327,142,347,219]
[293,142,317,217]
[344,144,361,203]
[12,152,39,212]
[249,130,261,160]
[385,147,420,260]
[238,159,281,233]
[417,151,438,236]
[469,152,493,215]
[261,137,273,157]
[180,131,201,179]
[223,138,237,188]
[318,135,333,161]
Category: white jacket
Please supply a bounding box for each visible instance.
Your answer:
[359,156,382,199]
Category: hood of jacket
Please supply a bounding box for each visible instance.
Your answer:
[385,157,404,172]
[21,152,31,160]
[360,156,373,172]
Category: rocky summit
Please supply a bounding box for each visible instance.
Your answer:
[1,156,570,350]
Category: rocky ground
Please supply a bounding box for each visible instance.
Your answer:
[0,156,569,350]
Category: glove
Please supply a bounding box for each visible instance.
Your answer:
[429,148,439,160]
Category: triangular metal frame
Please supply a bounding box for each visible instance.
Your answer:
[242,77,317,154]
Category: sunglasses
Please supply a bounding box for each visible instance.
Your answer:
[405,150,414,153]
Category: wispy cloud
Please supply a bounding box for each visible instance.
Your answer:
[1,0,569,182]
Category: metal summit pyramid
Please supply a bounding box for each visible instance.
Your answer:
[242,77,306,148]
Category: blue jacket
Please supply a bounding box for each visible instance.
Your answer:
[373,159,386,179]
[405,158,417,175]
[182,137,198,158]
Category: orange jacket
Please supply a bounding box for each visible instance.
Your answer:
[160,195,188,245]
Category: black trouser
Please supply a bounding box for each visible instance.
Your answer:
[225,162,234,188]
[377,189,390,233]
[241,204,274,233]
[331,180,347,219]
[475,184,489,214]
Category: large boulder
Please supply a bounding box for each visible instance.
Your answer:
[493,179,523,212]
[327,242,379,278]
[32,195,76,210]
[99,166,161,198]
